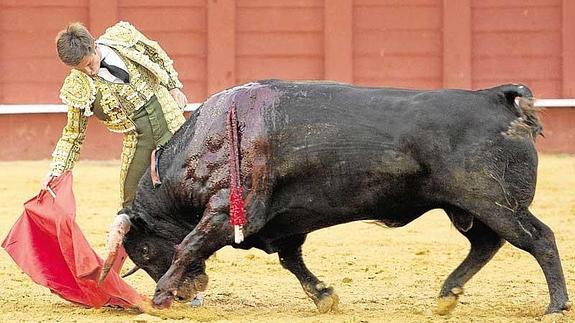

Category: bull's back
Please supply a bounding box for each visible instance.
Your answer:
[261,80,501,181]
[255,80,534,222]
[263,80,525,173]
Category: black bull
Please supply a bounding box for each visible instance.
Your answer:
[100,80,570,315]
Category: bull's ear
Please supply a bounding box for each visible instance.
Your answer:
[126,212,147,232]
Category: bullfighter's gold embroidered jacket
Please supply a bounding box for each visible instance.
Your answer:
[48,21,186,177]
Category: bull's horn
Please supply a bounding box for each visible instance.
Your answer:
[121,265,141,278]
[98,213,131,284]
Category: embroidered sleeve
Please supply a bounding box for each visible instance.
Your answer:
[136,33,183,90]
[48,106,89,176]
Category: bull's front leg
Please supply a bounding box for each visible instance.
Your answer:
[152,190,267,309]
[152,218,221,309]
[153,190,232,308]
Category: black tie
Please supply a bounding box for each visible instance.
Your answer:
[100,60,130,83]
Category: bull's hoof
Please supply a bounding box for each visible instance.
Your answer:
[303,282,339,313]
[544,300,572,316]
[435,287,464,316]
[314,291,339,314]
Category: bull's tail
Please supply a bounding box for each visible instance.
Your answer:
[493,84,543,140]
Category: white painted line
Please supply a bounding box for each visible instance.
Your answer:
[0,103,202,114]
[534,99,575,107]
[0,104,67,114]
[0,100,573,115]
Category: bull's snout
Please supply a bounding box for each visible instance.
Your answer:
[152,289,175,309]
[153,265,208,308]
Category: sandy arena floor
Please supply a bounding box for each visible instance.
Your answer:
[0,155,574,322]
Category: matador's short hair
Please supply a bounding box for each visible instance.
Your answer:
[55,22,95,66]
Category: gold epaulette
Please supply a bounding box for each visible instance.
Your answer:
[59,70,96,116]
[98,21,140,47]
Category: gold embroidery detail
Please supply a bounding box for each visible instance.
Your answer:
[98,21,139,47]
[59,70,96,116]
[48,106,88,176]
[155,85,186,133]
[138,41,182,89]
[119,131,138,205]
[102,57,157,112]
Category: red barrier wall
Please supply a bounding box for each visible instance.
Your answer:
[0,0,573,159]
[537,108,575,154]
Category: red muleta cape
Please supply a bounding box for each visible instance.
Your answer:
[2,171,148,309]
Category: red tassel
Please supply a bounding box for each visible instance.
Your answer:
[229,185,246,226]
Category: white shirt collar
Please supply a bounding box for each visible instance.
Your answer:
[97,44,128,83]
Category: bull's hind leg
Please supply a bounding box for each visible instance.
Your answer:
[436,211,504,315]
[275,234,339,313]
[480,207,571,314]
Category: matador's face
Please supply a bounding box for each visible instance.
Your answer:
[71,48,101,77]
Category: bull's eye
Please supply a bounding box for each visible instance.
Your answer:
[142,245,150,261]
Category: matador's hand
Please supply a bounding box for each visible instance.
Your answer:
[41,174,57,190]
[169,88,188,110]
[41,174,58,198]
